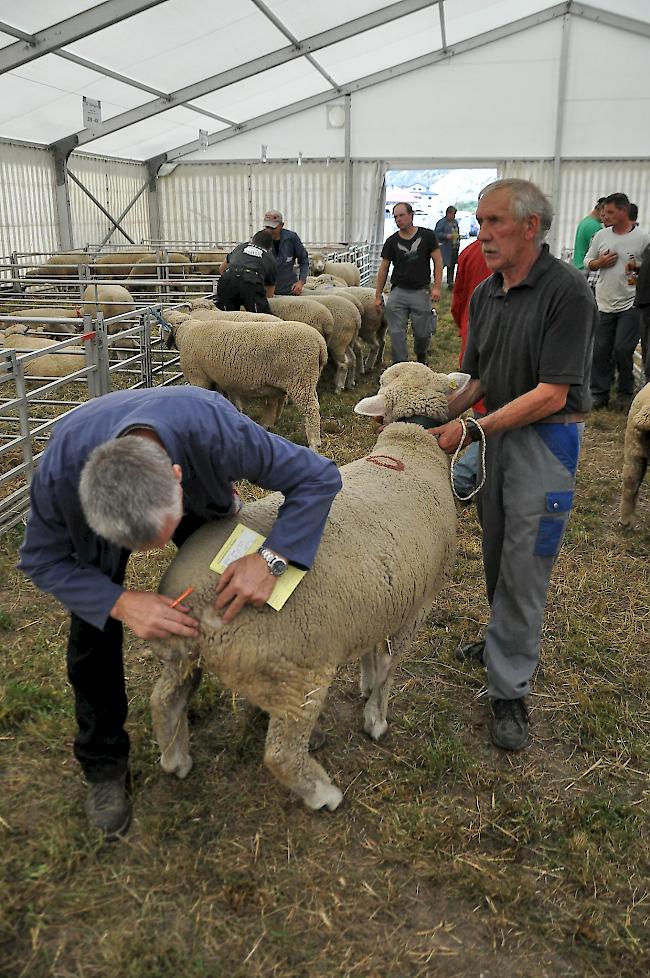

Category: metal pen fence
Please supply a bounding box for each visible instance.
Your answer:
[0,304,184,534]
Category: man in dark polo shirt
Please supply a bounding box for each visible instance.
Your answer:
[431,178,597,752]
[375,202,442,364]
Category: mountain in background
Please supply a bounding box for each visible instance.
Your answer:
[387,168,497,212]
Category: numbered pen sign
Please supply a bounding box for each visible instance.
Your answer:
[82,97,102,129]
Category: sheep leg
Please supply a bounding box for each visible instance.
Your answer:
[362,619,423,741]
[362,642,398,741]
[353,337,365,376]
[150,663,202,779]
[620,436,648,525]
[259,392,286,428]
[359,649,378,698]
[363,336,380,373]
[264,678,342,811]
[291,390,321,450]
[344,347,356,390]
[328,340,349,393]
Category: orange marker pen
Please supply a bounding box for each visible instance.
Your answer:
[170,585,193,608]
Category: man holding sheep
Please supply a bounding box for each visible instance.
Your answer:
[19,387,342,839]
[431,179,597,752]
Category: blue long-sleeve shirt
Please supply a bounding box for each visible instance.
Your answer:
[272,229,310,295]
[18,387,342,630]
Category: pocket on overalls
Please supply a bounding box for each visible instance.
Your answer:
[534,491,573,557]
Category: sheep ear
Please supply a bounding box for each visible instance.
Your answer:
[354,393,386,417]
[445,371,472,395]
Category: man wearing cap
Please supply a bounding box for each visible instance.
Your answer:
[263,209,310,296]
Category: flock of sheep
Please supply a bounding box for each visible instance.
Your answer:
[2,245,649,811]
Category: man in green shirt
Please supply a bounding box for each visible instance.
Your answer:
[573,197,605,270]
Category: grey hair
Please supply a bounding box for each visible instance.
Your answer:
[79,436,182,550]
[479,178,554,245]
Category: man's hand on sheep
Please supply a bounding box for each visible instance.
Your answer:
[215,553,278,623]
[110,591,200,640]
[429,419,469,454]
[291,281,304,296]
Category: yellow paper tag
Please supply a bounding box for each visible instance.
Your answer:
[209,523,306,611]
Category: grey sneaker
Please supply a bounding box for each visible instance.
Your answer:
[454,639,485,666]
[86,773,131,839]
[490,698,529,751]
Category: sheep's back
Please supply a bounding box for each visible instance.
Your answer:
[156,426,455,698]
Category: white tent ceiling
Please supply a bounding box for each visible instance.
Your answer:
[0,0,647,162]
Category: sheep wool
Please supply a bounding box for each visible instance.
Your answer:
[268,296,334,339]
[306,293,362,391]
[149,363,466,812]
[1,328,85,378]
[82,283,136,332]
[3,307,78,334]
[619,382,650,526]
[169,317,326,449]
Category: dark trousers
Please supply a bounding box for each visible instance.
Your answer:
[639,305,650,382]
[216,269,271,313]
[66,514,206,783]
[591,306,642,398]
[445,252,459,288]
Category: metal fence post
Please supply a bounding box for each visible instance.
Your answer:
[141,309,153,388]
[8,350,36,484]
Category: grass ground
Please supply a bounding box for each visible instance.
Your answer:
[1,292,649,978]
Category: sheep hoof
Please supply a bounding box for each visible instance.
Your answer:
[303,782,343,811]
[364,716,388,741]
[160,752,193,779]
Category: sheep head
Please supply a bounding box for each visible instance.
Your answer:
[354,363,471,425]
[310,252,326,275]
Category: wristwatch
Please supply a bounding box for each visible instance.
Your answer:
[257,546,288,577]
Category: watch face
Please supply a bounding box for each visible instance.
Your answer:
[270,557,287,576]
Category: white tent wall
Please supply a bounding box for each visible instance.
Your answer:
[0,141,58,258]
[67,153,150,250]
[157,160,385,245]
[499,159,650,256]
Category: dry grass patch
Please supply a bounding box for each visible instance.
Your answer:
[1,292,648,977]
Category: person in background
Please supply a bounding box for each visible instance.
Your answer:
[435,205,461,288]
[18,387,342,840]
[585,192,650,411]
[629,202,639,226]
[374,202,442,364]
[216,229,276,313]
[633,242,650,384]
[431,178,596,753]
[573,197,605,271]
[449,237,491,496]
[262,209,309,296]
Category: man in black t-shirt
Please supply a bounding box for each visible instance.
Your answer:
[216,229,277,313]
[375,202,442,364]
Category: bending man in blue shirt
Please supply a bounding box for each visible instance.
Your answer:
[19,386,341,839]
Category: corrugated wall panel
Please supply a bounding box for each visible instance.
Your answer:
[498,159,650,256]
[157,160,384,246]
[0,142,58,259]
[68,153,150,249]
[158,164,252,244]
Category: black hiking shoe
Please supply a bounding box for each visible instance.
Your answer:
[454,639,485,666]
[86,773,131,840]
[490,698,530,751]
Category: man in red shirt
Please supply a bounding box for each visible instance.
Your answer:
[450,238,491,496]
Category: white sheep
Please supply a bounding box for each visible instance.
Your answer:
[149,362,466,811]
[309,252,361,287]
[24,253,89,279]
[191,251,229,277]
[619,382,650,526]
[305,293,361,391]
[1,326,86,378]
[304,273,348,289]
[344,286,387,372]
[82,283,136,330]
[2,307,79,335]
[93,251,153,278]
[127,253,191,292]
[167,316,327,449]
[267,296,333,340]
